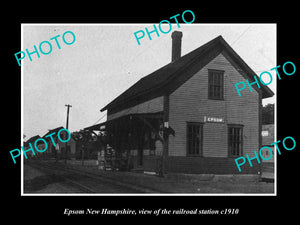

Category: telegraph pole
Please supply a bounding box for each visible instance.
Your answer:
[65,104,72,164]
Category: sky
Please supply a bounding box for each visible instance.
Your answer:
[22,24,276,141]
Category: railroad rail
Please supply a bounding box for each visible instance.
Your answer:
[26,160,160,193]
[28,162,97,193]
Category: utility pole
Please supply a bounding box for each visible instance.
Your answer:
[65,104,72,164]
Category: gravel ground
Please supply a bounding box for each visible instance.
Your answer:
[23,164,83,193]
[23,163,142,194]
[24,160,275,194]
[35,183,85,193]
[51,160,275,194]
[24,164,45,181]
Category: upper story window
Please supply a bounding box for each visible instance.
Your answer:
[208,69,224,100]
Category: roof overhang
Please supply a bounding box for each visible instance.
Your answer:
[84,111,163,131]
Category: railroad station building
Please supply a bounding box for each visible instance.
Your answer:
[89,31,274,174]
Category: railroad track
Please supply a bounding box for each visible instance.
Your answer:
[28,162,97,193]
[26,161,160,193]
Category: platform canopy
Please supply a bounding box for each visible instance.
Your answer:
[84,111,164,132]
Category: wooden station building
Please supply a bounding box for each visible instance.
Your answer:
[89,31,274,174]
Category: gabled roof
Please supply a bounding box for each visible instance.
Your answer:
[42,126,76,142]
[42,126,65,138]
[101,35,274,113]
[24,135,41,147]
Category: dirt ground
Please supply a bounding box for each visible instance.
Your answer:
[23,161,275,194]
[55,161,275,194]
[23,164,82,193]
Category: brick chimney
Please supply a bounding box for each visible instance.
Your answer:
[171,31,183,62]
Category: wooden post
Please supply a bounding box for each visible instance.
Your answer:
[81,146,84,166]
[159,95,169,177]
[258,91,262,178]
[127,116,133,171]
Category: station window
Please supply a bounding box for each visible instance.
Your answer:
[208,69,224,100]
[187,122,203,156]
[228,125,243,157]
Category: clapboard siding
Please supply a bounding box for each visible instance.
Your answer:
[165,156,260,174]
[203,123,227,157]
[129,155,259,174]
[107,96,163,121]
[169,53,259,160]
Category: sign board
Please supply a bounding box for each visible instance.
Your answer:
[262,130,269,136]
[204,116,224,123]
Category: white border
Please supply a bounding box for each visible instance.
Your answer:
[21,23,277,196]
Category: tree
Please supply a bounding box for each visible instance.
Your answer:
[262,103,274,125]
[72,130,107,160]
[72,130,93,160]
